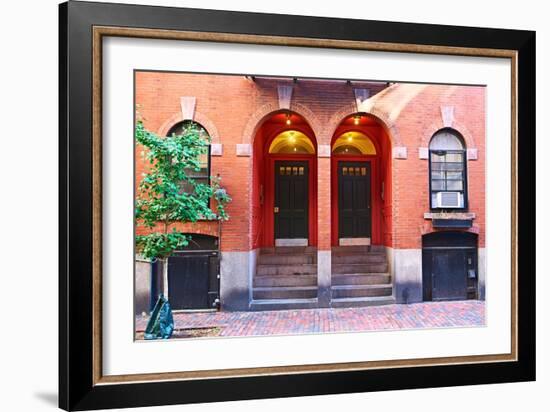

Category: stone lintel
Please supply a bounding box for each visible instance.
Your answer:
[424,212,476,220]
[180,96,196,120]
[354,88,371,112]
[440,105,455,128]
[277,85,293,110]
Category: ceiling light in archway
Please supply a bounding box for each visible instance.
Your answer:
[333,131,376,155]
[285,113,292,125]
[269,130,315,154]
[353,115,361,125]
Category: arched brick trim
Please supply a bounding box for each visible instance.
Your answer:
[241,102,323,145]
[325,103,403,147]
[157,112,221,144]
[420,121,475,149]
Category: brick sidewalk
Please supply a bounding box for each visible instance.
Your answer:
[136,300,484,339]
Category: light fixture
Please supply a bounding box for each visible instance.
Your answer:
[353,115,360,125]
[293,147,297,152]
[289,131,296,143]
[347,134,353,142]
[285,113,291,125]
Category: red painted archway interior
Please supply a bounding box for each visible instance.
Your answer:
[251,111,318,248]
[330,114,393,247]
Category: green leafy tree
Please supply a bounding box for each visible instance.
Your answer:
[135,119,231,295]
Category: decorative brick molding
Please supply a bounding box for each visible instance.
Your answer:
[277,85,293,110]
[157,111,221,144]
[467,148,478,160]
[211,143,223,156]
[418,147,429,159]
[419,117,476,149]
[326,103,404,147]
[318,144,331,158]
[392,146,407,159]
[236,143,252,156]
[241,102,324,146]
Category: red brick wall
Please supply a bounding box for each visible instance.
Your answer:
[135,72,485,252]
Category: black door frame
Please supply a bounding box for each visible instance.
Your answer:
[337,161,372,238]
[274,160,309,240]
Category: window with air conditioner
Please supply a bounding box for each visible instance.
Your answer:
[429,129,467,209]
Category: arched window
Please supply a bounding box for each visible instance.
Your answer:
[429,129,467,209]
[166,120,211,196]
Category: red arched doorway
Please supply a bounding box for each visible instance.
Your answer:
[330,113,393,247]
[251,111,318,248]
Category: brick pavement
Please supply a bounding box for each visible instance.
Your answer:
[136,300,485,339]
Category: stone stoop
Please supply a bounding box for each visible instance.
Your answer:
[330,245,395,308]
[250,247,319,310]
[249,245,395,311]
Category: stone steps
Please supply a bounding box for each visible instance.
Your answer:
[332,245,385,253]
[254,274,317,287]
[332,284,393,299]
[249,298,319,311]
[331,254,386,264]
[332,273,391,285]
[256,263,317,276]
[332,262,388,274]
[260,246,317,255]
[258,253,316,265]
[253,286,318,300]
[331,296,396,308]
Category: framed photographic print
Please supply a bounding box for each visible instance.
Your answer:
[59,1,536,410]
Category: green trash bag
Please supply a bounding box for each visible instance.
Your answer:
[144,294,174,340]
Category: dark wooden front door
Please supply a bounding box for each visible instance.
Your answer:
[167,235,220,310]
[422,232,478,301]
[274,161,308,239]
[338,162,371,238]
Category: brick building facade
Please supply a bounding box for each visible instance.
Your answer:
[135,71,485,313]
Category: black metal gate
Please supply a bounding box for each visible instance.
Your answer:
[422,231,478,301]
[167,235,220,310]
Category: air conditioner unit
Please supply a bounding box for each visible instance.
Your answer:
[435,191,462,208]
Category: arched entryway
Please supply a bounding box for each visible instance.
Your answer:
[330,113,393,247]
[251,111,318,248]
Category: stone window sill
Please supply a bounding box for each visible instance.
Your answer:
[424,212,476,220]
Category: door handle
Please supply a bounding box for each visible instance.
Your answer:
[274,207,279,213]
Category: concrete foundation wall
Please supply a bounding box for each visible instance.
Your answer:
[393,248,423,304]
[478,247,486,300]
[220,251,254,311]
[317,250,331,307]
[135,260,152,315]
